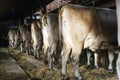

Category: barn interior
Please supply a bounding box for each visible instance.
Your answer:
[0,0,116,46]
[0,0,116,47]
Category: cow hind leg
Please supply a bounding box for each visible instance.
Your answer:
[48,51,53,70]
[34,50,39,59]
[25,42,30,55]
[54,55,61,69]
[36,49,40,59]
[26,47,29,55]
[33,49,36,58]
[20,43,24,52]
[52,51,61,69]
[33,45,37,58]
[73,54,82,80]
[61,46,71,80]
[9,40,11,46]
[11,42,14,48]
[28,45,31,55]
[108,51,114,73]
[61,51,68,80]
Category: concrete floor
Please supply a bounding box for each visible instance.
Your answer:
[0,48,30,80]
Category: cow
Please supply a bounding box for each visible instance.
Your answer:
[31,22,43,59]
[42,13,60,70]
[14,28,21,49]
[14,29,21,49]
[19,25,31,55]
[59,4,117,79]
[8,29,17,48]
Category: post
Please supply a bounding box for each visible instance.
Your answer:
[116,0,120,44]
[116,0,120,79]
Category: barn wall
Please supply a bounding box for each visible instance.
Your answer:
[0,28,9,47]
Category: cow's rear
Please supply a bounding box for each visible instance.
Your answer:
[42,13,60,70]
[59,4,117,80]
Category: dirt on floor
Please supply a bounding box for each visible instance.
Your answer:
[3,47,118,80]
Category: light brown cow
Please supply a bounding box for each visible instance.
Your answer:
[13,29,20,49]
[19,25,31,55]
[31,22,43,59]
[59,4,117,79]
[8,29,17,48]
[42,13,60,70]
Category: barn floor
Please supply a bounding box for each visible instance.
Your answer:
[0,48,30,80]
[0,47,119,80]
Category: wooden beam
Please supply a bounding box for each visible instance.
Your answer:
[46,0,72,13]
[97,0,115,8]
[71,0,81,4]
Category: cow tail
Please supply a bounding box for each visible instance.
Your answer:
[59,7,64,52]
[42,14,48,27]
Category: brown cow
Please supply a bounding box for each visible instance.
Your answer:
[8,29,17,48]
[13,29,20,49]
[42,13,60,70]
[19,25,31,55]
[31,22,43,59]
[59,4,117,79]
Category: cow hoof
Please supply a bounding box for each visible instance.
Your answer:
[62,75,65,80]
[48,68,53,71]
[62,75,69,80]
[108,69,113,73]
[86,65,93,69]
[35,56,40,60]
[48,69,52,71]
[36,58,40,60]
[75,77,83,80]
[94,65,99,69]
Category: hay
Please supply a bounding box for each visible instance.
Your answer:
[6,47,118,80]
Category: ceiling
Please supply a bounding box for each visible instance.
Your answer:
[46,0,116,13]
[0,0,53,21]
[0,0,116,28]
